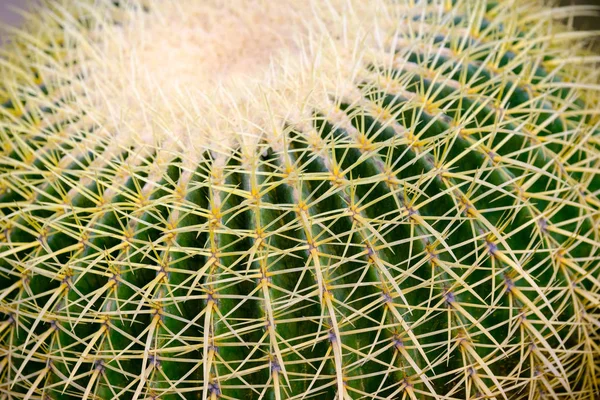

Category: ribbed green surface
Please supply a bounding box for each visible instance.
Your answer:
[1,1,599,399]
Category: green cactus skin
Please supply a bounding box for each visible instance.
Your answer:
[0,0,599,399]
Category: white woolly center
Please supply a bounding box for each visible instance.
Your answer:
[126,1,308,90]
[65,0,399,159]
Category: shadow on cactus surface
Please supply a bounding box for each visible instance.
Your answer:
[0,0,599,399]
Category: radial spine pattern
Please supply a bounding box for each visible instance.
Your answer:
[0,0,599,399]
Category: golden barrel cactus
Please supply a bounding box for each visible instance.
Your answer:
[0,0,599,399]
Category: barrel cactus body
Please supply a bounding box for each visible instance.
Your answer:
[0,0,599,398]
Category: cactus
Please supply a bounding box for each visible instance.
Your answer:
[1,0,599,398]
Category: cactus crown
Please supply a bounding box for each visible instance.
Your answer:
[0,0,599,399]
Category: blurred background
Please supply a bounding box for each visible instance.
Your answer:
[563,0,600,30]
[0,0,27,29]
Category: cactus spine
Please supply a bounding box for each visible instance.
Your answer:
[0,0,599,399]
